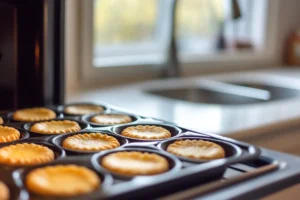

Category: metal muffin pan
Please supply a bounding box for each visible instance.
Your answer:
[0,127,30,145]
[91,147,182,180]
[112,122,182,142]
[23,118,88,137]
[0,113,9,124]
[0,103,261,199]
[13,157,113,200]
[56,102,108,117]
[51,130,129,155]
[0,169,29,200]
[157,136,243,164]
[0,140,65,171]
[6,107,62,124]
[81,111,140,128]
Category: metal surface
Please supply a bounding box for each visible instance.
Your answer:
[148,87,264,105]
[147,82,300,105]
[1,103,300,199]
[162,149,300,200]
[0,103,261,200]
[227,82,300,101]
[161,160,279,200]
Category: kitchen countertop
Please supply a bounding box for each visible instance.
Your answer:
[67,68,300,138]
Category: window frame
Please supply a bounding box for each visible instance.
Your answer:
[66,0,280,88]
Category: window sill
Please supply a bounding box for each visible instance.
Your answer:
[93,54,164,67]
[92,49,271,68]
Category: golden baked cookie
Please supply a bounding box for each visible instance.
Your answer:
[121,125,171,140]
[0,117,3,125]
[101,151,169,176]
[64,105,104,115]
[90,114,132,125]
[166,139,225,160]
[30,120,81,134]
[26,165,100,197]
[12,107,56,122]
[0,181,9,200]
[0,126,20,143]
[0,143,55,166]
[62,133,120,152]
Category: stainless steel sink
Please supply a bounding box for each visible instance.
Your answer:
[226,82,300,101]
[146,82,300,105]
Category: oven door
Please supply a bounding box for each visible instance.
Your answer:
[0,0,64,111]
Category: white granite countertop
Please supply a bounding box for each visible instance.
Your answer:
[67,68,300,138]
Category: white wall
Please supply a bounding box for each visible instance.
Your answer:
[65,0,80,90]
[273,0,300,64]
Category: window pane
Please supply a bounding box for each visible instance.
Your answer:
[92,0,266,67]
[176,0,224,39]
[175,0,262,54]
[93,0,159,46]
[176,0,225,53]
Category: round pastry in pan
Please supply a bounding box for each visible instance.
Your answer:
[90,114,132,125]
[0,126,20,143]
[12,107,56,122]
[0,117,3,125]
[101,151,169,176]
[62,132,120,152]
[0,143,55,167]
[64,104,104,115]
[0,181,9,200]
[121,125,171,140]
[166,139,225,160]
[26,164,101,197]
[30,120,81,135]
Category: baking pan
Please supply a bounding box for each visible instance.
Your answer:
[57,102,108,117]
[51,130,129,155]
[157,136,243,163]
[0,127,30,145]
[23,119,88,137]
[13,157,113,200]
[0,103,262,200]
[0,169,29,200]
[6,107,62,123]
[81,111,139,128]
[112,123,182,142]
[0,140,65,172]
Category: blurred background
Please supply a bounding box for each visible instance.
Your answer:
[65,0,300,89]
[2,0,300,198]
[67,0,270,89]
[2,0,300,154]
[0,0,300,144]
[64,0,300,158]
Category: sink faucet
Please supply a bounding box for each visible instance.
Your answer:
[161,0,180,78]
[161,0,241,79]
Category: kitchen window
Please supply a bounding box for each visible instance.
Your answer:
[93,0,163,67]
[67,0,278,86]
